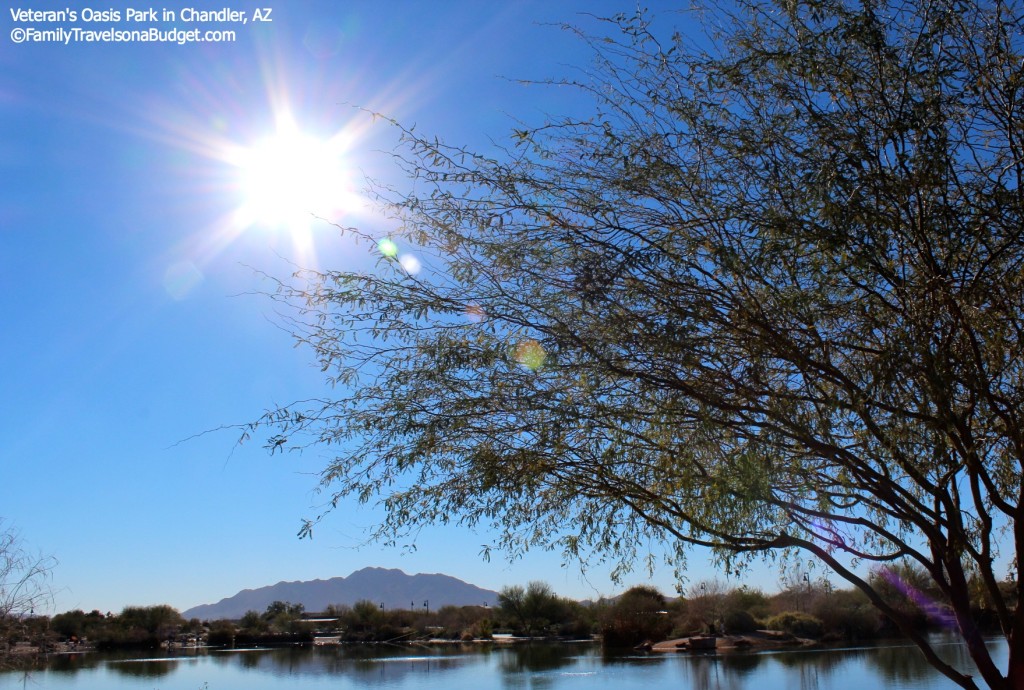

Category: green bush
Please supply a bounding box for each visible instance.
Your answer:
[723,609,759,634]
[600,586,672,647]
[764,611,824,638]
[812,590,879,640]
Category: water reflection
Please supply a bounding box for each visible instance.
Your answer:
[870,643,944,684]
[497,645,598,690]
[0,638,1009,690]
[210,644,476,684]
[771,647,846,690]
[499,643,578,674]
[671,653,767,690]
[106,657,181,678]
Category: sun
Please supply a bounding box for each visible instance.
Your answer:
[230,121,355,236]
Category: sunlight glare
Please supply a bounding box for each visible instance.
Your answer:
[232,125,353,233]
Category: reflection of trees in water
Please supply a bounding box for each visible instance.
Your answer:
[773,648,850,674]
[867,638,974,685]
[105,658,176,678]
[796,663,824,690]
[766,639,976,689]
[4,639,1008,688]
[47,649,171,676]
[599,648,663,665]
[719,652,763,676]
[206,645,472,684]
[498,643,579,674]
[498,644,594,690]
[601,648,764,690]
[675,654,764,690]
[763,646,856,690]
[37,653,103,675]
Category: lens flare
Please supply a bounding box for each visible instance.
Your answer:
[399,254,421,275]
[163,261,204,300]
[377,238,398,258]
[513,339,546,370]
[878,568,956,628]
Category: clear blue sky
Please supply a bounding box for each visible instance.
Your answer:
[2,0,786,616]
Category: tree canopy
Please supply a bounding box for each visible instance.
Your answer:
[250,0,1024,687]
[497,581,570,637]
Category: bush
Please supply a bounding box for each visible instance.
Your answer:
[812,590,879,640]
[722,609,759,634]
[763,611,824,638]
[600,587,672,647]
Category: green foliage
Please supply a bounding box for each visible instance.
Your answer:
[49,609,105,640]
[865,564,955,632]
[345,599,383,637]
[260,601,306,633]
[722,609,758,634]
[206,619,237,646]
[725,587,770,621]
[601,586,672,647]
[497,581,570,637]
[91,605,184,649]
[239,610,268,633]
[764,611,825,639]
[250,1,1024,686]
[812,590,878,641]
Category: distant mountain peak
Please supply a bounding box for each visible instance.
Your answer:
[182,567,498,620]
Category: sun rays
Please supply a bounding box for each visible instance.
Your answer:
[223,116,362,268]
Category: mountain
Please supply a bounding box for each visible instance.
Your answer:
[182,567,499,620]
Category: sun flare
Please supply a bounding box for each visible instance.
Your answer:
[230,123,355,236]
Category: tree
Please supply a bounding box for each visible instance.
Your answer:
[248,1,1024,687]
[0,524,55,658]
[345,599,382,637]
[116,605,184,646]
[261,601,305,633]
[601,585,672,647]
[497,582,568,637]
[687,579,727,634]
[239,610,267,633]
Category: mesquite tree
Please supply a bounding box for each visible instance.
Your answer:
[0,524,54,661]
[251,1,1024,687]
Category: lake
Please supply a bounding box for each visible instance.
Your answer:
[0,637,1009,690]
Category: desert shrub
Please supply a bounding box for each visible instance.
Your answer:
[813,590,879,640]
[724,588,771,621]
[671,613,705,638]
[764,611,824,638]
[723,609,759,634]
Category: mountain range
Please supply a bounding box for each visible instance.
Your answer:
[182,567,499,620]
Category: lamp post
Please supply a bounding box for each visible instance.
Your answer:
[699,583,712,634]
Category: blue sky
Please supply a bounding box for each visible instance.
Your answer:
[1,0,789,616]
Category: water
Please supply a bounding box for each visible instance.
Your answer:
[1,637,1009,690]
